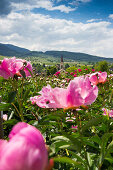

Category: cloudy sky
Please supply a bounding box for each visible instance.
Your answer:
[0,0,113,58]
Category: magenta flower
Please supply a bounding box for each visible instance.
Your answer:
[24,61,33,77]
[30,76,98,109]
[0,122,48,170]
[89,72,107,85]
[54,71,60,77]
[0,57,32,79]
[102,108,113,118]
[56,71,60,75]
[78,69,82,72]
[72,125,78,129]
[70,72,74,75]
[73,74,77,77]
[0,57,23,79]
[91,69,95,72]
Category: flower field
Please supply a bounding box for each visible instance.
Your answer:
[0,57,113,170]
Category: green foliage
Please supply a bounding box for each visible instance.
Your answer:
[47,66,57,75]
[32,63,45,73]
[0,64,113,169]
[95,60,109,72]
[66,66,77,73]
[65,63,70,69]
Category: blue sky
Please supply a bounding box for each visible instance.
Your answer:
[0,0,113,58]
[31,0,113,23]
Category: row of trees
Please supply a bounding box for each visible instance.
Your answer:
[32,61,113,75]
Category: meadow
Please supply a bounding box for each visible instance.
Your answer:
[0,57,113,170]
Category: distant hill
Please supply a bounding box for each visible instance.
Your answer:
[45,51,113,62]
[0,43,42,57]
[0,43,18,56]
[0,43,113,63]
[0,43,30,56]
[4,44,30,53]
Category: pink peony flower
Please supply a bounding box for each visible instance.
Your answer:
[71,125,78,132]
[30,76,98,109]
[54,71,60,76]
[0,122,48,170]
[109,74,113,77]
[30,96,39,105]
[73,74,77,77]
[98,72,107,83]
[0,57,23,79]
[89,72,107,85]
[70,72,74,75]
[102,108,113,118]
[24,61,33,77]
[78,69,82,72]
[92,69,95,72]
[0,57,32,79]
[72,125,78,129]
[66,76,98,107]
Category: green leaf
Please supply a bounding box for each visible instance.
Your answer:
[54,157,84,169]
[81,117,102,133]
[8,91,17,103]
[87,152,92,167]
[28,120,38,127]
[0,103,11,111]
[91,136,101,145]
[52,136,69,142]
[23,89,31,101]
[59,145,71,149]
[98,133,113,166]
[0,77,4,82]
[101,133,113,155]
[3,119,18,125]
[106,140,113,154]
[62,133,81,152]
[105,157,113,164]
[82,137,99,149]
[69,150,86,165]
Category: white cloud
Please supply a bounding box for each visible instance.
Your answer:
[69,0,91,5]
[11,0,75,13]
[87,18,102,23]
[76,0,91,2]
[109,14,113,19]
[0,12,113,58]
